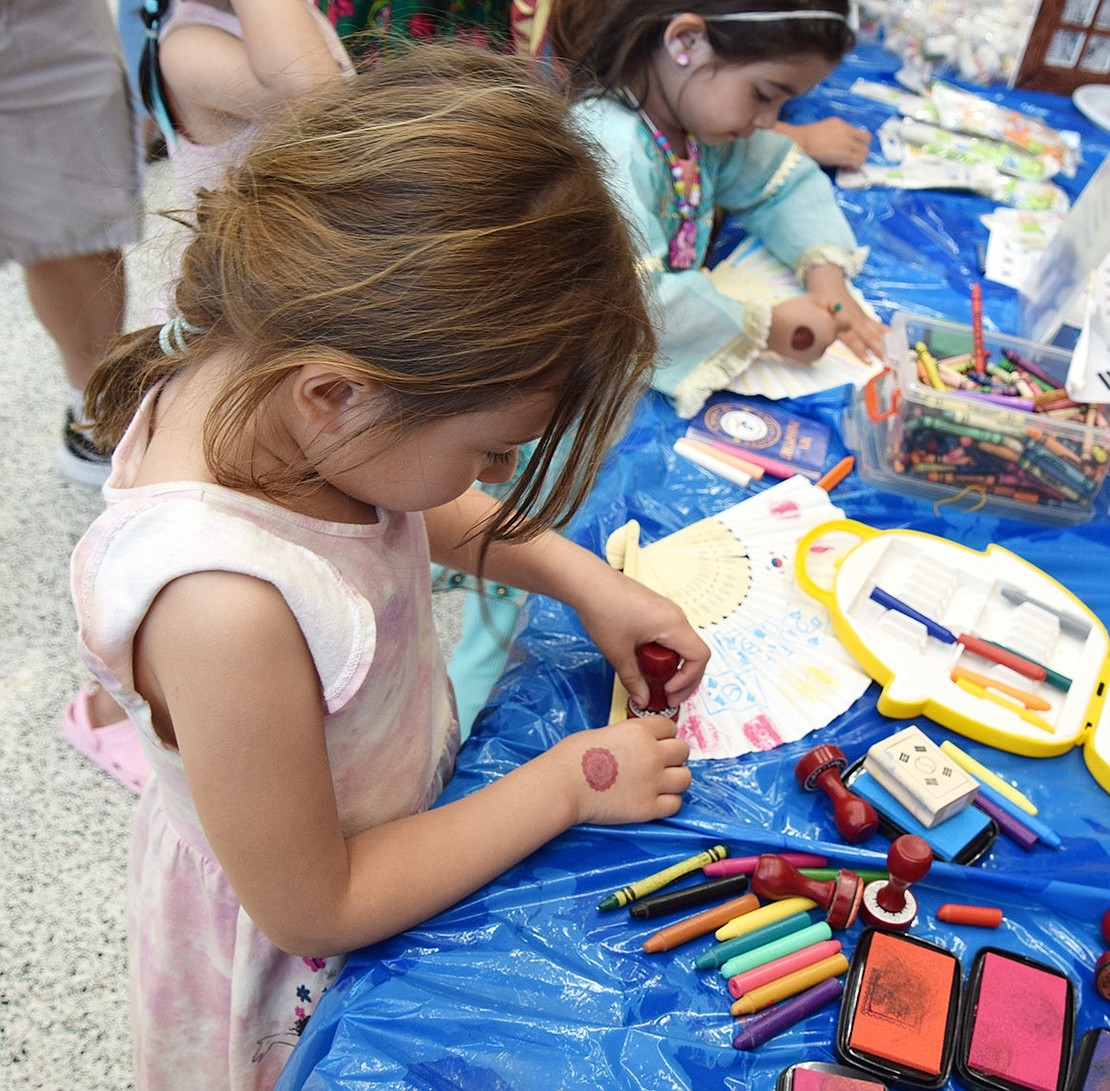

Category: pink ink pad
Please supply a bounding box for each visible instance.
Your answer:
[956,948,1074,1091]
[776,1062,889,1089]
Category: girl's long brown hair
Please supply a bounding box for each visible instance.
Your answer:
[88,43,656,548]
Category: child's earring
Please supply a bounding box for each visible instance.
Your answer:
[675,51,690,68]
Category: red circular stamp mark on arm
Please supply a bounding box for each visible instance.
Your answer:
[582,747,619,791]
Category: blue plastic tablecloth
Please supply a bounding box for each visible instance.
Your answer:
[279,43,1110,1091]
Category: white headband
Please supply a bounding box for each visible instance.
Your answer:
[707,10,849,23]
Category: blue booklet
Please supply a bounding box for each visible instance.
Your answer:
[684,394,831,480]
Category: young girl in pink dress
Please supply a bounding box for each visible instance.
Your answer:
[70,44,708,1090]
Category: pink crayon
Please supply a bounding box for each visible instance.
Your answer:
[727,938,843,999]
[705,852,827,878]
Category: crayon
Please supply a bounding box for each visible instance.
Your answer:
[816,455,855,492]
[799,867,888,884]
[731,977,844,1050]
[726,938,843,999]
[596,845,728,912]
[870,586,956,644]
[954,676,1056,734]
[715,895,816,941]
[719,922,834,980]
[937,903,1003,927]
[972,778,1061,848]
[692,914,825,972]
[977,638,1071,691]
[950,666,1051,711]
[642,893,760,954]
[630,873,751,921]
[938,740,1038,815]
[997,585,1091,638]
[973,794,1039,850]
[693,909,821,970]
[704,852,826,878]
[673,438,752,488]
[970,282,986,371]
[729,952,849,1016]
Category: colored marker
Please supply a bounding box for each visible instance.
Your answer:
[719,922,834,980]
[816,455,855,492]
[596,845,728,912]
[727,938,843,999]
[704,853,826,878]
[729,951,849,1016]
[950,665,1052,711]
[938,740,1038,815]
[869,586,956,643]
[715,896,816,941]
[972,777,1061,848]
[997,585,1091,638]
[954,676,1056,734]
[693,909,821,970]
[731,977,843,1051]
[642,893,760,954]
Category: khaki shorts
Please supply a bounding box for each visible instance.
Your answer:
[0,0,143,264]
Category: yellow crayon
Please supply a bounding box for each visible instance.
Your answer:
[950,665,1052,711]
[715,896,817,942]
[596,845,728,912]
[939,740,1038,815]
[729,952,850,1016]
[954,677,1055,734]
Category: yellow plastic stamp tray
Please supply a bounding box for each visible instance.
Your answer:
[794,519,1110,795]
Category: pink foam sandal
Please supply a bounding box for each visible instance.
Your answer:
[62,687,150,795]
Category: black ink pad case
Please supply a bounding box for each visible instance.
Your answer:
[955,947,1074,1091]
[836,928,961,1087]
[1067,1027,1110,1091]
[776,1061,890,1089]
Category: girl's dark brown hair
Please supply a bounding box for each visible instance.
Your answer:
[549,0,855,99]
[87,42,656,548]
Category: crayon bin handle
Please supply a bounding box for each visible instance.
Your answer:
[793,518,877,603]
[864,367,901,423]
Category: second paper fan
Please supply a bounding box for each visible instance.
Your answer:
[606,476,871,759]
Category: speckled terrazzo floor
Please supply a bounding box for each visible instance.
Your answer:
[0,156,464,1091]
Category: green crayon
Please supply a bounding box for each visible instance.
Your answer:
[693,910,819,971]
[596,844,728,912]
[718,921,833,980]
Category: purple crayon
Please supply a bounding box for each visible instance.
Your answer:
[731,975,843,1050]
[972,795,1039,851]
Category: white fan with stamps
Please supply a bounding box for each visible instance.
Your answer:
[605,476,871,760]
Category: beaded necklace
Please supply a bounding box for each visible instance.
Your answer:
[638,109,702,270]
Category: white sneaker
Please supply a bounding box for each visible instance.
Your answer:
[54,409,112,487]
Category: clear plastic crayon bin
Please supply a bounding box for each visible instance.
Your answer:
[843,312,1110,526]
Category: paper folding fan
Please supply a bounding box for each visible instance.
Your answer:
[708,236,882,400]
[606,476,872,760]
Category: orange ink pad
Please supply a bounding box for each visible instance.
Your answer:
[836,928,961,1086]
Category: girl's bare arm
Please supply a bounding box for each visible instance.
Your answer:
[135,570,691,956]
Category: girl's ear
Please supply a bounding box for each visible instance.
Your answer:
[663,13,709,68]
[292,363,381,434]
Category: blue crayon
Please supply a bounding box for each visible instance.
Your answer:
[973,778,1061,848]
[692,909,821,971]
